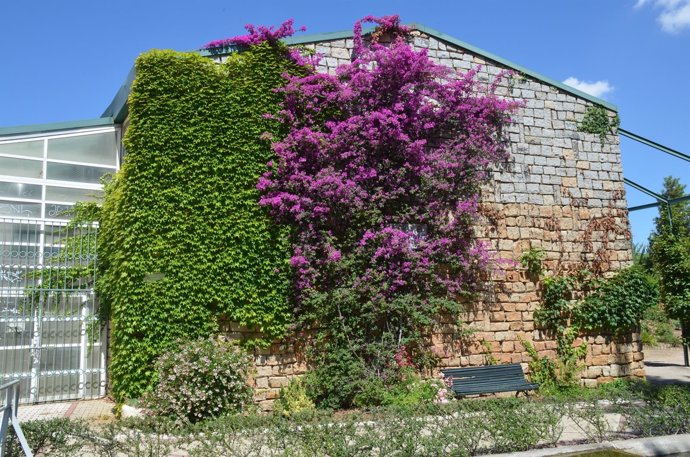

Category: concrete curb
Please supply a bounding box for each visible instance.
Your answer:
[483,433,690,456]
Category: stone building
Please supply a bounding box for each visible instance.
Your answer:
[199,24,638,409]
[0,23,640,407]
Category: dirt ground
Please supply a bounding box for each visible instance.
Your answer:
[643,346,690,385]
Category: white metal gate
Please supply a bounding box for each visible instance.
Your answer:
[0,217,106,403]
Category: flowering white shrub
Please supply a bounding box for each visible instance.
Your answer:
[143,337,254,422]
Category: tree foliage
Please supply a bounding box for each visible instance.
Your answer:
[650,176,690,240]
[649,176,690,327]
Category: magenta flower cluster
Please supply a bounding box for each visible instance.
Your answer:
[258,17,519,313]
[352,14,410,55]
[203,19,306,50]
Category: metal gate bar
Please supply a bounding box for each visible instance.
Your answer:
[0,217,106,404]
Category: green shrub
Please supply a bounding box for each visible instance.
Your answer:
[23,395,690,456]
[355,369,448,408]
[351,376,388,408]
[564,398,612,443]
[383,375,442,408]
[303,347,369,409]
[641,327,656,345]
[523,337,585,391]
[484,398,564,452]
[574,266,658,333]
[4,419,89,457]
[273,377,315,417]
[625,385,690,436]
[142,337,254,423]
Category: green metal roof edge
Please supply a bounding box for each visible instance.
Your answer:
[102,22,617,122]
[282,23,616,111]
[283,26,376,45]
[407,24,617,111]
[101,65,136,123]
[0,117,115,138]
[196,26,377,57]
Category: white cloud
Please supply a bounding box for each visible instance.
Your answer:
[635,0,690,33]
[563,77,614,99]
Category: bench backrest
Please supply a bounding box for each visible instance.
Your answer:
[442,363,533,395]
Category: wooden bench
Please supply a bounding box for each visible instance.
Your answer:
[441,364,539,397]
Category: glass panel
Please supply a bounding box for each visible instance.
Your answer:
[43,225,66,246]
[0,182,42,200]
[45,186,103,203]
[47,132,117,166]
[40,293,86,317]
[0,349,32,374]
[0,140,43,158]
[0,352,33,390]
[0,200,42,218]
[0,156,43,179]
[45,203,73,220]
[41,320,81,345]
[38,372,79,400]
[82,371,106,398]
[15,377,34,403]
[43,246,62,261]
[46,162,112,184]
[40,347,80,371]
[0,222,42,243]
[0,266,36,288]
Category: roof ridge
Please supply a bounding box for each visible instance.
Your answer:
[101,22,616,124]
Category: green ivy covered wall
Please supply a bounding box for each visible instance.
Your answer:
[99,44,303,401]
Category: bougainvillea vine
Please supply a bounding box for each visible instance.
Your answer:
[257,15,520,407]
[203,19,306,50]
[352,14,410,55]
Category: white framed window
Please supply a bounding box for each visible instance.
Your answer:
[0,126,119,222]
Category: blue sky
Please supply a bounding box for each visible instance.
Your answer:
[1,0,688,246]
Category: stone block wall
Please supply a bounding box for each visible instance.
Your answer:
[214,28,643,410]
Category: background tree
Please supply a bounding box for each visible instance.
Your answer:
[649,176,690,242]
[649,176,690,358]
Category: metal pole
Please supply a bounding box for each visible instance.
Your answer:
[666,204,674,234]
[680,322,690,367]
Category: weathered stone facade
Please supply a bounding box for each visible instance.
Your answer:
[214,27,642,410]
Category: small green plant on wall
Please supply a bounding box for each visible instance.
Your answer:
[578,105,620,144]
[520,248,546,277]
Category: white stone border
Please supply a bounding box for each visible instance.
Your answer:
[485,433,690,456]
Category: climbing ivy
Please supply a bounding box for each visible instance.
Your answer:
[531,261,657,388]
[99,43,306,401]
[536,267,657,335]
[574,267,659,333]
